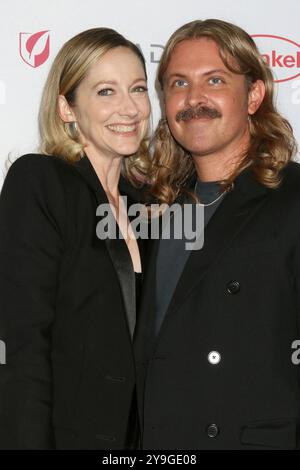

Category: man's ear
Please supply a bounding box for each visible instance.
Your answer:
[248,80,265,115]
[58,95,76,122]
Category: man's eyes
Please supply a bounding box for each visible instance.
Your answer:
[170,77,225,88]
[173,79,188,88]
[208,77,225,85]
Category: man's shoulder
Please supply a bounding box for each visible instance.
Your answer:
[272,160,300,214]
[280,160,300,191]
[282,160,300,178]
[283,159,300,173]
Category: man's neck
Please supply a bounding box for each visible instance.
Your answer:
[191,131,250,182]
[192,150,246,182]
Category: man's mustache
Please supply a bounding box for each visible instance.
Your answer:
[175,105,222,122]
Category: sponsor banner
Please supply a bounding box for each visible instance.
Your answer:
[19,30,50,68]
[252,34,300,83]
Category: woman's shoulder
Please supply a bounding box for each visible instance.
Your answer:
[5,153,83,188]
[1,154,85,208]
[8,153,71,175]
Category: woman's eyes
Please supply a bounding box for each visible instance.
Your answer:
[97,88,113,96]
[97,85,148,96]
[132,85,148,93]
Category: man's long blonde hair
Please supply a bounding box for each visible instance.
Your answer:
[39,27,150,185]
[149,19,297,204]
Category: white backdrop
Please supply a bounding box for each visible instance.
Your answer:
[0,0,299,185]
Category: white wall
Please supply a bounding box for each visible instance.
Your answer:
[1,0,299,183]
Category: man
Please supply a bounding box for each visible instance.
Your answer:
[134,19,300,450]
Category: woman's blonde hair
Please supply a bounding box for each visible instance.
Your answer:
[39,27,150,185]
[149,19,297,205]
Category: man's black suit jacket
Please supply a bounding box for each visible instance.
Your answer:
[135,161,300,450]
[0,154,145,449]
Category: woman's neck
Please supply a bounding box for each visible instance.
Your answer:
[85,150,123,202]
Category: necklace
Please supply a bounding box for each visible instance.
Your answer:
[194,180,227,207]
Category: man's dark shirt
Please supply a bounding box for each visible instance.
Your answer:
[155,180,225,335]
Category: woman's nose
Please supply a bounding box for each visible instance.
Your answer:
[119,93,139,118]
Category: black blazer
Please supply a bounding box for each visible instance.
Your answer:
[135,161,300,450]
[0,153,146,449]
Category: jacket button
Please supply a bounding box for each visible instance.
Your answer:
[206,423,219,438]
[226,280,240,294]
[208,351,221,365]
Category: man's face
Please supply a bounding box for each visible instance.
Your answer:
[163,38,261,161]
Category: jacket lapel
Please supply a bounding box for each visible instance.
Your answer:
[151,168,272,349]
[73,156,138,338]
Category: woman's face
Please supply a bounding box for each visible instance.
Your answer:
[62,46,150,160]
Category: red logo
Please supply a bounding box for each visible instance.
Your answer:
[252,34,300,83]
[19,30,50,68]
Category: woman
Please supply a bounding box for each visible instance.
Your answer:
[0,28,150,449]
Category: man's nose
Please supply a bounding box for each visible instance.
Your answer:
[185,84,208,108]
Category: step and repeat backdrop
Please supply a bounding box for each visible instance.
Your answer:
[0,0,299,185]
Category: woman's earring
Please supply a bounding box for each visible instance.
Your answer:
[64,120,78,138]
